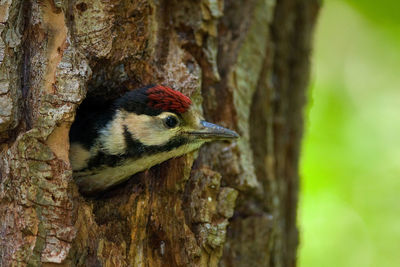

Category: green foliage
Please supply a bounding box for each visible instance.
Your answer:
[299,0,400,266]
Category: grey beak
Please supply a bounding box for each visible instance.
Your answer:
[190,120,239,140]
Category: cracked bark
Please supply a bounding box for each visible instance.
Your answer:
[0,0,319,266]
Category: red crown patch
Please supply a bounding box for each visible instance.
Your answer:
[147,85,192,114]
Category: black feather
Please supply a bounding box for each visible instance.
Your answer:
[69,98,116,150]
[114,85,163,116]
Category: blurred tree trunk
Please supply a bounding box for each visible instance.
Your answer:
[0,0,319,266]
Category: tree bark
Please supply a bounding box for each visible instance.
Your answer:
[0,0,319,266]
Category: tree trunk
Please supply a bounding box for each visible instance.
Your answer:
[0,0,319,266]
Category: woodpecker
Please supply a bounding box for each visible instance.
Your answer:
[69,85,239,195]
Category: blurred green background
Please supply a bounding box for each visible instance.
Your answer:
[299,0,400,266]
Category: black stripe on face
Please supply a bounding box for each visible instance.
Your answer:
[86,126,190,170]
[122,125,189,157]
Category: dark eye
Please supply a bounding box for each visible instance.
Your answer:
[164,116,179,128]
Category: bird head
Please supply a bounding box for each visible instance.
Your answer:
[102,85,239,158]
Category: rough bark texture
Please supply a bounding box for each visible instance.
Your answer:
[0,0,319,266]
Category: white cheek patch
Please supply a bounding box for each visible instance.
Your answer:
[124,112,179,146]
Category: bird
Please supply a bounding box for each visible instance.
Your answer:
[69,85,239,195]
